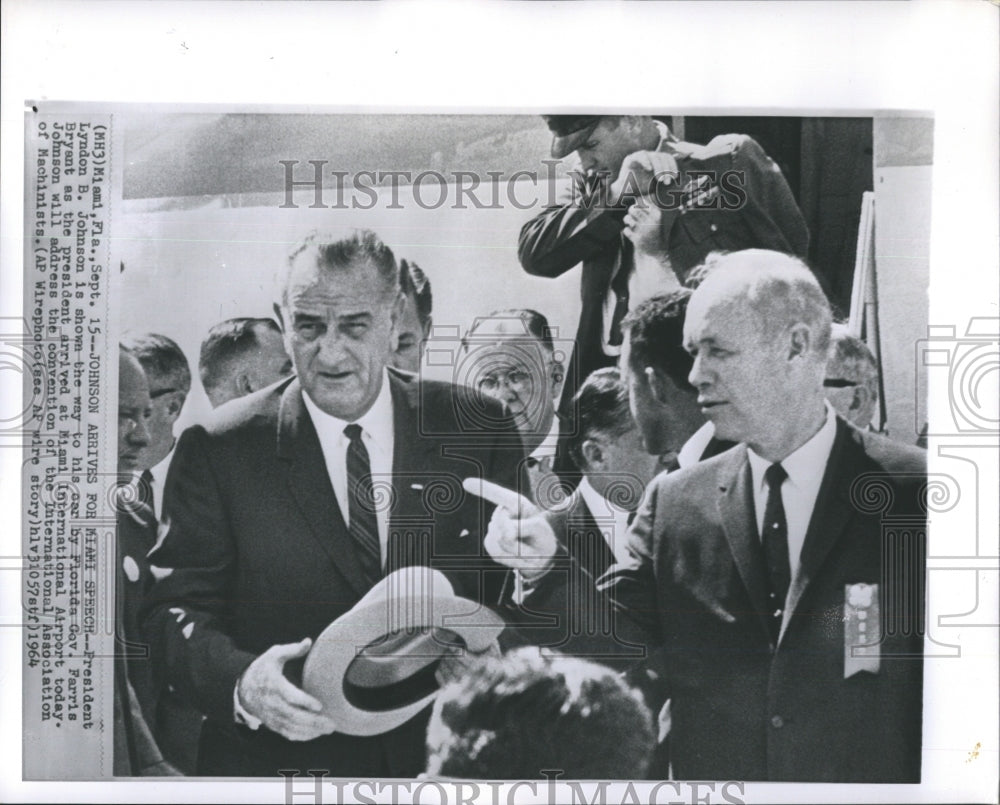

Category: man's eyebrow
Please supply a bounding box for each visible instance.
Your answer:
[291,311,323,322]
[339,312,372,322]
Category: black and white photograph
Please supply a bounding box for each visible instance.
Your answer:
[2,2,998,804]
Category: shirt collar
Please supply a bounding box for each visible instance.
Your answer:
[677,421,716,469]
[747,402,838,492]
[302,369,395,450]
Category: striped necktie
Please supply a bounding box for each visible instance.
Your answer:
[344,424,382,586]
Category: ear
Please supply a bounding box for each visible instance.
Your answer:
[788,323,812,361]
[165,392,186,421]
[580,438,604,471]
[645,366,671,406]
[549,357,566,401]
[237,372,254,397]
[849,385,871,414]
[421,315,433,341]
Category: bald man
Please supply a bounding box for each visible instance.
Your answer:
[485,250,927,782]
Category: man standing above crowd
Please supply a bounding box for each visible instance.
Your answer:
[144,230,522,777]
[199,317,293,408]
[485,250,927,782]
[520,114,809,410]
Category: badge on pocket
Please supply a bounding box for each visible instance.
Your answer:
[844,582,881,678]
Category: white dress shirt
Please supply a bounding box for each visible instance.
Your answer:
[139,442,175,521]
[746,403,838,584]
[301,371,395,567]
[576,477,635,566]
[676,422,716,470]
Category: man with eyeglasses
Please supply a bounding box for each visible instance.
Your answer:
[121,333,192,523]
[824,324,880,431]
[115,346,177,775]
[121,332,201,772]
[461,309,570,507]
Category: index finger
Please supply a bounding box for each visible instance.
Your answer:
[463,478,539,517]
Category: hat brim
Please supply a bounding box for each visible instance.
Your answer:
[551,120,600,159]
[302,574,505,736]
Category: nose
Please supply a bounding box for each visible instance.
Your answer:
[688,352,709,389]
[130,416,151,448]
[315,328,349,365]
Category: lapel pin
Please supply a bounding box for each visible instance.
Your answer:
[459,529,470,538]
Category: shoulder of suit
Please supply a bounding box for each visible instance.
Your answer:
[651,445,745,497]
[847,422,928,475]
[667,133,761,163]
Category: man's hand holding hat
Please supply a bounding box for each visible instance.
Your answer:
[608,150,679,207]
[237,638,338,742]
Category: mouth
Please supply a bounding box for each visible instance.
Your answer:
[318,369,354,383]
[698,400,727,413]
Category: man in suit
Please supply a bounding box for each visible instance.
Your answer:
[519,115,809,414]
[144,229,523,776]
[115,346,176,775]
[557,367,661,583]
[121,333,192,523]
[824,323,880,430]
[461,308,571,507]
[485,249,926,782]
[391,258,433,374]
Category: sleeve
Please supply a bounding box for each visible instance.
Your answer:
[730,135,810,257]
[518,180,629,278]
[140,426,258,725]
[501,482,665,670]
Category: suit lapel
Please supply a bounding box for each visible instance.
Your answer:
[716,447,775,641]
[276,380,369,599]
[385,373,441,569]
[778,419,861,643]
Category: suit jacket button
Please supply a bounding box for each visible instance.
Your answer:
[770,715,785,729]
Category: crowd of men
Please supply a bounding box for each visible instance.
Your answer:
[114,114,925,782]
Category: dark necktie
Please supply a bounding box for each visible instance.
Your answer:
[762,462,790,641]
[344,424,382,586]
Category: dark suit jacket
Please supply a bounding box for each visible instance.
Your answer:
[519,134,809,413]
[522,419,927,782]
[143,371,523,776]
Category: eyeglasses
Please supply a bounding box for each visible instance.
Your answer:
[476,369,533,392]
[823,378,859,389]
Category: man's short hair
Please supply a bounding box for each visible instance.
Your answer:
[399,259,433,327]
[121,332,191,395]
[284,229,399,305]
[568,367,633,470]
[827,325,879,398]
[696,250,832,357]
[199,317,282,396]
[461,308,555,353]
[620,290,694,391]
[426,648,654,779]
